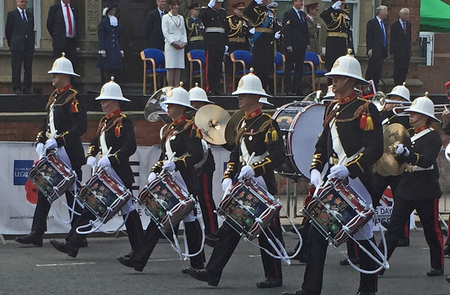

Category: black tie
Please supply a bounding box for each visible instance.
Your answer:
[22,10,27,24]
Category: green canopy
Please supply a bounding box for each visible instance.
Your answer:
[420,0,450,32]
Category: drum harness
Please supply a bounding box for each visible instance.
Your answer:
[313,104,390,274]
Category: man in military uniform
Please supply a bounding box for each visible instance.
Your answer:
[320,0,353,72]
[305,1,322,55]
[15,54,87,247]
[49,79,144,258]
[225,2,251,93]
[187,70,285,289]
[283,52,383,295]
[199,0,228,95]
[243,0,281,92]
[185,3,204,52]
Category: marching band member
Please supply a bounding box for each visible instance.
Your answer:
[117,86,205,272]
[283,52,383,295]
[188,84,219,247]
[377,94,444,277]
[441,109,450,258]
[15,54,87,247]
[49,78,144,257]
[186,70,285,288]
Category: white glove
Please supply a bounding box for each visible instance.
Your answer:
[274,31,281,40]
[332,1,342,10]
[238,165,255,179]
[86,156,97,168]
[98,156,111,168]
[147,172,157,183]
[222,178,232,192]
[44,138,57,150]
[249,27,255,34]
[36,143,44,156]
[328,164,349,180]
[255,0,263,5]
[224,45,229,53]
[395,144,410,157]
[208,0,216,8]
[310,169,323,187]
[163,160,176,171]
[367,49,373,58]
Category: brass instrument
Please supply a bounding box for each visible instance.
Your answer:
[144,86,174,123]
[225,109,245,146]
[371,91,412,112]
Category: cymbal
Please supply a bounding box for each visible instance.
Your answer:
[225,109,245,146]
[144,86,174,122]
[374,123,411,176]
[194,105,231,145]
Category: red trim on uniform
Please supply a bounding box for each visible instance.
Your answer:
[245,107,262,119]
[57,84,72,93]
[202,173,217,234]
[205,50,210,93]
[338,92,357,104]
[173,115,186,125]
[414,125,428,133]
[432,198,445,267]
[106,109,121,119]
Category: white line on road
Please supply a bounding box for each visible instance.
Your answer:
[36,262,96,267]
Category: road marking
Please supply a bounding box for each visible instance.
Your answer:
[150,258,181,262]
[248,255,261,258]
[36,262,96,267]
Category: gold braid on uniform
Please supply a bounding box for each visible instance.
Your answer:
[244,8,266,27]
[151,160,164,173]
[235,114,278,145]
[35,131,45,143]
[227,17,242,37]
[328,11,345,31]
[46,89,79,113]
[161,118,195,143]
[185,19,198,38]
[223,162,235,179]
[322,99,373,131]
[97,113,126,137]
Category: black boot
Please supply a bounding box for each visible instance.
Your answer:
[50,239,79,257]
[15,231,43,247]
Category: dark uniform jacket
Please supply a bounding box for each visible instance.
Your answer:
[96,16,123,70]
[46,3,79,49]
[151,118,203,196]
[5,8,35,52]
[185,16,204,52]
[223,110,285,195]
[37,87,87,169]
[396,127,442,200]
[226,14,250,52]
[311,94,383,196]
[199,6,228,50]
[87,110,136,189]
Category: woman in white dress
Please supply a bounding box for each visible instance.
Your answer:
[162,0,187,86]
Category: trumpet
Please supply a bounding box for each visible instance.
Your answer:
[371,91,412,112]
[433,104,450,115]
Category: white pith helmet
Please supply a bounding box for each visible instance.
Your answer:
[48,53,80,77]
[189,83,214,104]
[164,82,197,110]
[404,92,440,123]
[95,77,130,102]
[325,49,369,85]
[232,68,271,97]
[387,82,410,102]
[258,97,274,106]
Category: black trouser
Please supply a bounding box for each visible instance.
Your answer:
[301,225,377,294]
[11,50,33,92]
[252,44,273,92]
[393,54,411,85]
[378,197,444,270]
[53,38,77,70]
[197,172,218,236]
[31,166,82,234]
[206,214,283,283]
[365,54,386,90]
[205,48,225,94]
[284,49,306,95]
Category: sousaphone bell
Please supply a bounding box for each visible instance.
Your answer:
[144,86,174,123]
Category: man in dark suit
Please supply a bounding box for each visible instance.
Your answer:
[46,0,79,68]
[145,0,166,50]
[365,5,388,90]
[390,8,411,85]
[5,0,35,95]
[282,0,309,96]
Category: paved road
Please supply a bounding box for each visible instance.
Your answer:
[1,229,450,295]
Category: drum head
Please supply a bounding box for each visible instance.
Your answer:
[273,101,311,132]
[288,104,326,179]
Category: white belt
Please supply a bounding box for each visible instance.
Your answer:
[330,118,364,165]
[205,27,225,33]
[408,165,434,172]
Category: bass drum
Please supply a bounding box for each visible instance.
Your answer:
[287,103,326,179]
[272,101,311,178]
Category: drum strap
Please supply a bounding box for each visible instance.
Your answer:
[407,128,434,172]
[49,102,56,137]
[165,136,176,160]
[100,131,108,157]
[329,118,364,165]
[238,120,269,165]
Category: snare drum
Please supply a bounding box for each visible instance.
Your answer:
[78,168,132,224]
[217,179,281,240]
[304,179,374,247]
[28,150,76,203]
[137,171,194,232]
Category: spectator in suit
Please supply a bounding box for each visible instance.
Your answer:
[390,8,411,85]
[96,3,125,84]
[282,0,309,96]
[46,0,79,68]
[146,0,166,50]
[5,0,35,95]
[365,5,388,90]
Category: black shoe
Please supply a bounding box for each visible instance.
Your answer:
[186,268,219,286]
[256,277,282,288]
[446,274,450,283]
[50,239,79,258]
[397,237,410,247]
[15,232,43,247]
[444,245,450,256]
[181,265,204,274]
[205,234,218,247]
[13,88,22,95]
[340,257,360,265]
[426,268,444,276]
[23,88,32,94]
[117,255,145,272]
[378,268,386,276]
[357,292,375,295]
